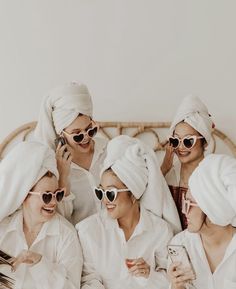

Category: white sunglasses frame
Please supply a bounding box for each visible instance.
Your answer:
[182,197,199,215]
[29,188,65,204]
[63,121,99,144]
[94,187,130,203]
[168,135,204,150]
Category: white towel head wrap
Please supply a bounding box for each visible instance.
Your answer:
[170,95,214,145]
[0,141,58,222]
[101,135,182,233]
[34,81,93,149]
[189,154,236,226]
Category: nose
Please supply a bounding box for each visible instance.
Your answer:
[102,197,108,206]
[48,196,57,206]
[178,139,185,150]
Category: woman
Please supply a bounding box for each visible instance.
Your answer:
[168,154,236,289]
[0,141,82,289]
[161,95,214,229]
[34,82,107,224]
[77,135,181,289]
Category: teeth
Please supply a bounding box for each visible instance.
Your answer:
[107,204,116,209]
[43,207,55,212]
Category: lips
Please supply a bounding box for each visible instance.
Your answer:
[42,206,55,214]
[106,204,116,211]
[79,141,90,149]
[177,150,190,157]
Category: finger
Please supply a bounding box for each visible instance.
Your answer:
[125,259,135,265]
[168,262,181,272]
[60,144,68,153]
[172,268,186,277]
[135,258,145,264]
[132,268,150,278]
[56,144,67,156]
[175,273,195,283]
[67,154,73,162]
[56,141,62,151]
[128,263,147,273]
[56,144,64,157]
[11,255,25,271]
[63,150,71,160]
[129,257,145,266]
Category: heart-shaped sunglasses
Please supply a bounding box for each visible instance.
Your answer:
[29,188,65,205]
[168,135,204,150]
[94,187,129,203]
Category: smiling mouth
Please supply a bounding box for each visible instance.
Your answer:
[79,141,90,148]
[106,204,116,211]
[177,151,191,157]
[42,207,55,214]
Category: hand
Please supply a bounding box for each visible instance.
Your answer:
[168,262,195,289]
[11,250,42,271]
[127,258,150,279]
[161,142,175,176]
[56,142,72,196]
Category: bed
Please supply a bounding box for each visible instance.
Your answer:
[0,121,235,160]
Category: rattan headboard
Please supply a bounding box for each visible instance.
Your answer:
[0,121,236,159]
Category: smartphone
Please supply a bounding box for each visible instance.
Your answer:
[167,245,195,273]
[54,136,67,148]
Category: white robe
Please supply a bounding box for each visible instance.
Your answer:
[76,206,173,289]
[165,160,181,187]
[168,230,236,289]
[58,137,107,224]
[0,210,83,289]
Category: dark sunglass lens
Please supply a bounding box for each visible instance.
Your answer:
[56,190,64,202]
[73,134,84,143]
[106,190,116,202]
[95,188,103,200]
[88,127,98,138]
[183,138,194,148]
[42,193,52,204]
[169,137,179,148]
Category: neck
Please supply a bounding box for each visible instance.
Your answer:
[23,206,43,234]
[118,203,140,240]
[182,154,204,173]
[180,155,204,185]
[200,223,234,247]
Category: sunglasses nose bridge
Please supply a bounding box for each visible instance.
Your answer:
[178,138,186,149]
[50,195,57,205]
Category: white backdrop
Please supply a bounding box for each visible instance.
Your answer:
[0,0,236,143]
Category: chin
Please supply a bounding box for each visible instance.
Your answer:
[107,210,118,219]
[177,154,192,163]
[41,209,56,220]
[77,140,93,153]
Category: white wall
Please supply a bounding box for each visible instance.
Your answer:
[0,0,236,144]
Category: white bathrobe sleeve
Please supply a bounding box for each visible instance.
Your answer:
[29,230,82,289]
[57,193,75,221]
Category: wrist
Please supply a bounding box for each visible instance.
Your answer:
[161,164,168,176]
